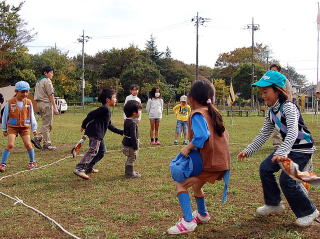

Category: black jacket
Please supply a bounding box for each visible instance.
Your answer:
[122,119,139,150]
[81,105,123,140]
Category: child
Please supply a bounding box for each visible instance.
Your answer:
[146,87,163,145]
[0,81,38,172]
[172,95,191,145]
[124,84,141,123]
[167,79,230,234]
[73,88,123,180]
[122,100,142,178]
[237,71,318,227]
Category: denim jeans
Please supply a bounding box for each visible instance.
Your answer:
[259,151,316,218]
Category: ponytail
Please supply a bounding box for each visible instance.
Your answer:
[207,103,225,137]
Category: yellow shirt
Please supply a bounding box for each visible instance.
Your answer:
[173,103,191,121]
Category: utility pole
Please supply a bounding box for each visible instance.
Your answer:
[246,18,260,109]
[78,30,90,106]
[192,12,210,81]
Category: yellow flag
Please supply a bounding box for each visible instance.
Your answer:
[227,83,236,106]
[301,94,305,111]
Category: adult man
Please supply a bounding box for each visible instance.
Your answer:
[269,63,293,149]
[31,66,59,150]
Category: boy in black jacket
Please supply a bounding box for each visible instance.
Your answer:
[74,88,123,180]
[122,100,142,178]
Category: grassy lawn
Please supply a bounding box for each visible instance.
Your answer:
[1,106,320,239]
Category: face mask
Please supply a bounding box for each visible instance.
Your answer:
[155,93,160,97]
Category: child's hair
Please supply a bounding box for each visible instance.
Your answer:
[269,63,281,72]
[271,85,289,104]
[130,84,139,91]
[98,88,116,105]
[189,80,225,136]
[149,87,160,98]
[124,100,142,117]
[42,66,54,74]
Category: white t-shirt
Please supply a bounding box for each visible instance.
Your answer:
[123,94,142,120]
[146,98,163,119]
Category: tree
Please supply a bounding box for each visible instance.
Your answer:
[165,46,172,59]
[145,34,163,63]
[213,79,229,106]
[281,65,307,86]
[176,77,191,95]
[232,63,265,100]
[0,1,35,85]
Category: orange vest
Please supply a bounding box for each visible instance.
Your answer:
[7,98,32,128]
[188,107,231,172]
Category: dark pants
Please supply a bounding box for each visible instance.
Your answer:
[76,138,106,170]
[259,151,316,218]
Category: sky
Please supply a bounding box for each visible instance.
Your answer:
[6,0,320,84]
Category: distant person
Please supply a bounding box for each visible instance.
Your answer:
[124,84,141,123]
[32,66,59,151]
[269,63,293,149]
[73,88,123,180]
[172,95,191,145]
[122,100,142,178]
[167,79,230,235]
[0,81,38,172]
[237,71,318,227]
[146,87,163,145]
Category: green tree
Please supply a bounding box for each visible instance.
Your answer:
[213,79,229,105]
[176,77,191,95]
[232,63,265,100]
[282,65,307,86]
[145,34,163,63]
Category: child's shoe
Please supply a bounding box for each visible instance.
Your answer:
[167,217,197,234]
[0,164,7,172]
[192,210,211,224]
[183,140,189,145]
[174,140,178,145]
[155,140,161,145]
[295,209,319,227]
[256,204,285,216]
[150,141,156,145]
[73,168,90,180]
[125,165,141,179]
[85,168,99,174]
[27,162,37,170]
[31,136,42,150]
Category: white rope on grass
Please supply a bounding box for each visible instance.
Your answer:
[0,192,81,239]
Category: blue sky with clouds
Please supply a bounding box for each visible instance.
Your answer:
[7,0,320,84]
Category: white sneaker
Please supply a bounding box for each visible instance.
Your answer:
[167,217,197,235]
[192,210,211,224]
[256,204,285,216]
[295,209,319,227]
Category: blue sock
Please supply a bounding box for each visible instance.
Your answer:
[195,197,207,216]
[177,192,193,222]
[27,149,35,162]
[1,149,10,164]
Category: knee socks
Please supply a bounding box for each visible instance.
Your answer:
[195,196,207,216]
[27,149,35,162]
[1,149,10,164]
[177,192,193,222]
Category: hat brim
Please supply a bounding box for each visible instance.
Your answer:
[16,87,30,91]
[252,80,273,87]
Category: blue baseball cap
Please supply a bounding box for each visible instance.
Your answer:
[252,70,286,88]
[15,81,30,91]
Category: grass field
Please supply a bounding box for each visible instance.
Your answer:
[1,106,320,239]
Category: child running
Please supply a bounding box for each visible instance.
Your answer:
[124,84,141,123]
[0,81,38,172]
[172,95,191,145]
[237,71,319,227]
[146,87,163,145]
[122,100,142,178]
[73,88,123,180]
[167,79,230,234]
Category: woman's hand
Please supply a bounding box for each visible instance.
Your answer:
[271,155,286,162]
[237,151,247,161]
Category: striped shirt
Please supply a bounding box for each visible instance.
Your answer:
[243,100,315,157]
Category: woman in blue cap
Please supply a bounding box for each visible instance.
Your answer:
[0,81,38,172]
[237,71,318,227]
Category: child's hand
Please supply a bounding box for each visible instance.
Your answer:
[272,155,286,162]
[3,131,7,137]
[180,146,191,157]
[33,131,37,136]
[237,152,247,161]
